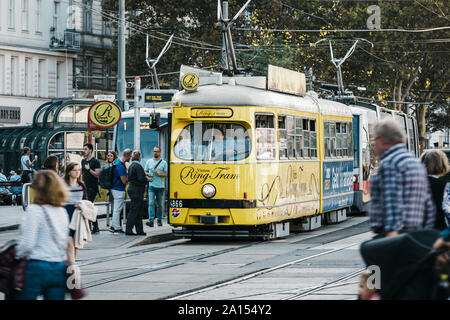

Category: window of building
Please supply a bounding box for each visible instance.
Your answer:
[36,0,41,33]
[84,0,93,33]
[22,0,29,31]
[8,0,15,29]
[24,58,31,96]
[53,1,59,35]
[256,114,276,160]
[83,57,92,87]
[10,57,17,95]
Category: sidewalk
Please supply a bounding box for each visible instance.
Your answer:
[0,205,176,249]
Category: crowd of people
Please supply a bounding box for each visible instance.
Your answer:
[3,118,449,300]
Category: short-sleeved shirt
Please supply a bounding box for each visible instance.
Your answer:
[9,174,22,195]
[144,158,168,189]
[81,157,101,190]
[0,173,7,193]
[21,155,31,171]
[112,158,127,191]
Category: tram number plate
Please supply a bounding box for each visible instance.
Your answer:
[170,200,183,208]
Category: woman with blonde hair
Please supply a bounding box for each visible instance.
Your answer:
[420,149,449,230]
[14,170,75,300]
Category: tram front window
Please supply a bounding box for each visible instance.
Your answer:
[174,123,250,161]
[116,118,158,163]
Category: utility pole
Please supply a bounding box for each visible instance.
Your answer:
[133,77,141,151]
[220,1,229,72]
[117,0,127,110]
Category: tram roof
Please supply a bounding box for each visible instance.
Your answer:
[173,84,352,118]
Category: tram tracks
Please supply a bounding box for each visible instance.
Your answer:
[81,218,370,297]
[166,241,363,300]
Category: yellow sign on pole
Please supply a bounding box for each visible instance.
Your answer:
[88,100,122,129]
[181,73,199,92]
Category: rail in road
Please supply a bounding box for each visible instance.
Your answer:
[77,217,371,300]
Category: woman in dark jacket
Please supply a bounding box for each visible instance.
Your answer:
[420,149,449,230]
[125,150,148,236]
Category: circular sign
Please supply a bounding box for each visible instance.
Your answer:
[181,73,199,92]
[88,100,122,129]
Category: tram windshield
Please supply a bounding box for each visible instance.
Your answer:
[174,123,251,161]
[116,117,160,164]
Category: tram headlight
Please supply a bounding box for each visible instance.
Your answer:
[202,184,216,199]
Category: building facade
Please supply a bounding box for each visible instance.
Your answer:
[0,0,116,127]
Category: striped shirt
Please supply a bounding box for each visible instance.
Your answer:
[369,144,435,233]
[15,204,68,262]
[65,184,85,205]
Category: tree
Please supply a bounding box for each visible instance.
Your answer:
[103,0,449,149]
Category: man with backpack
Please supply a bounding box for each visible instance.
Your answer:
[110,149,132,233]
[145,146,168,227]
[81,143,101,233]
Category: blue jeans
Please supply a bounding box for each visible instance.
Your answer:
[15,260,67,300]
[148,186,164,222]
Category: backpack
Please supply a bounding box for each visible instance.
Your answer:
[98,163,117,190]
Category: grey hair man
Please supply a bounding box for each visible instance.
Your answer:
[369,118,435,237]
[110,148,133,232]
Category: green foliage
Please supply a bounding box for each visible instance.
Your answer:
[103,0,449,133]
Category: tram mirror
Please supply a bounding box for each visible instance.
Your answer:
[150,113,160,129]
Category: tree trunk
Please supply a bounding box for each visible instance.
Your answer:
[416,104,429,154]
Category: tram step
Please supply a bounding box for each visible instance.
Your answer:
[291,215,322,232]
[323,209,347,224]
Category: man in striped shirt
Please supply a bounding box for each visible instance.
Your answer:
[369,119,435,237]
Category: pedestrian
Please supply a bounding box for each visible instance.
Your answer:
[125,150,147,236]
[21,147,37,184]
[9,170,22,205]
[443,184,450,227]
[63,162,87,224]
[420,149,449,230]
[81,143,101,234]
[369,119,435,238]
[0,167,7,194]
[145,146,168,227]
[42,155,59,174]
[14,170,74,300]
[106,151,118,164]
[110,148,132,233]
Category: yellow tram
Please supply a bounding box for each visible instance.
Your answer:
[168,66,354,239]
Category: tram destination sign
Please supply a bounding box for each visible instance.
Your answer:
[137,89,178,107]
[88,100,122,130]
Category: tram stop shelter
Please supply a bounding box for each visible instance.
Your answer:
[0,99,113,175]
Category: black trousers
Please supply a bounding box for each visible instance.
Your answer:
[87,186,99,229]
[126,189,145,234]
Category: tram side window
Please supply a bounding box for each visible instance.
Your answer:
[287,116,295,159]
[347,122,354,157]
[278,115,287,159]
[256,114,276,160]
[309,120,317,158]
[295,117,303,158]
[324,122,330,158]
[330,122,336,158]
[336,123,342,157]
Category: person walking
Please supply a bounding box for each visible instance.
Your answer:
[21,147,37,184]
[125,150,147,236]
[14,170,73,300]
[369,119,435,238]
[63,163,87,224]
[42,155,60,174]
[145,146,168,227]
[81,143,101,234]
[420,149,449,230]
[110,149,132,233]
